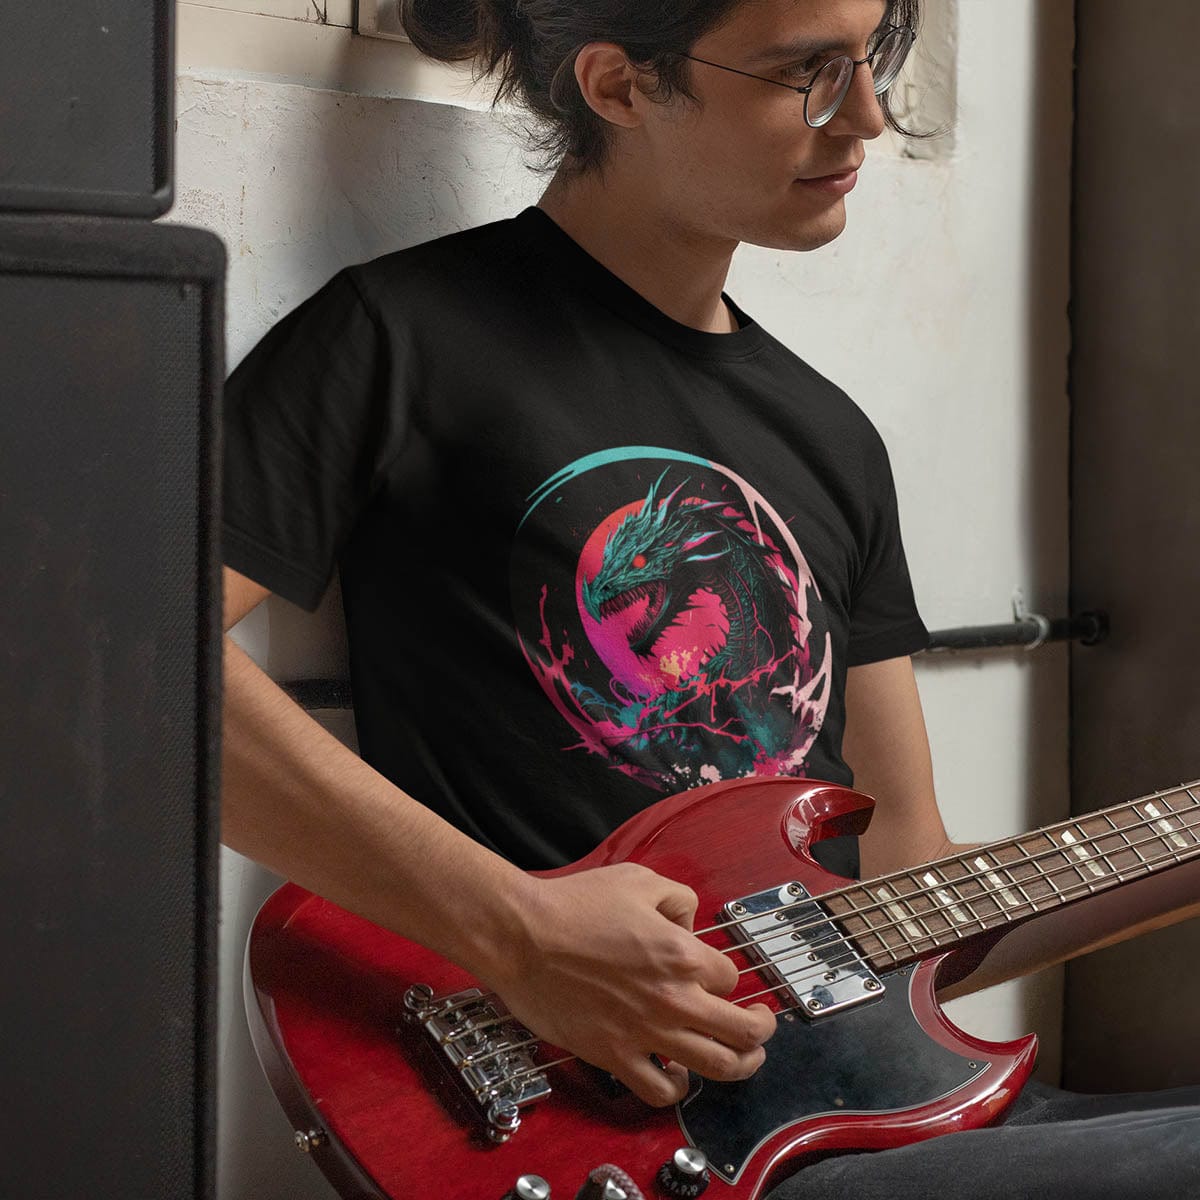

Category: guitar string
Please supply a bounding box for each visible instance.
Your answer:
[701,793,1200,955]
[733,814,1200,1003]
[782,800,1200,954]
[444,927,846,1047]
[448,933,857,1049]
[694,781,1200,939]
[726,806,1200,982]
[451,799,1200,1040]
[464,800,1200,1027]
[462,934,865,1071]
[483,821,1200,1093]
[477,808,1200,1077]
[461,927,857,1069]
[493,822,1190,1095]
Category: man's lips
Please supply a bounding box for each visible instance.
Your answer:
[799,160,864,182]
[796,163,862,195]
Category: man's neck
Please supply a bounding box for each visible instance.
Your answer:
[538,166,741,335]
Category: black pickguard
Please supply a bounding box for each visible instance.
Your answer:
[676,968,990,1184]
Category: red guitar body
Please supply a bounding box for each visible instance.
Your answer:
[246,778,1038,1200]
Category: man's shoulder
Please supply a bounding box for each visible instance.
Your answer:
[348,212,533,309]
[756,327,890,451]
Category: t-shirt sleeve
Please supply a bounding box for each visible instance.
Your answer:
[222,269,396,611]
[846,450,929,667]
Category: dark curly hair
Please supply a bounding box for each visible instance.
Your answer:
[400,0,923,174]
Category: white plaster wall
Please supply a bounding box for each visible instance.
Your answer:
[170,3,1074,1195]
[727,0,1075,1059]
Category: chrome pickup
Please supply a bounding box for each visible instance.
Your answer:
[403,985,550,1142]
[723,883,885,1019]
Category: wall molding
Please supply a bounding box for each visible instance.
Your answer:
[178,0,956,153]
[178,2,494,109]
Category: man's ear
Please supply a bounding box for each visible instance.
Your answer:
[573,42,646,131]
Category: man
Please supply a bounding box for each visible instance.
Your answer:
[222,0,1200,1193]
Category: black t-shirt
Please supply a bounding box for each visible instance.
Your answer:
[223,208,928,873]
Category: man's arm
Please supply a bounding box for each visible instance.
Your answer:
[221,567,775,1105]
[843,655,1200,996]
[843,656,965,878]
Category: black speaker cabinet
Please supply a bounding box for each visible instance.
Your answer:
[0,3,174,216]
[0,216,224,1198]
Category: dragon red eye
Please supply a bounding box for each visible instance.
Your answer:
[633,554,647,568]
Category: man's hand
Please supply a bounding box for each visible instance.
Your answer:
[476,863,777,1107]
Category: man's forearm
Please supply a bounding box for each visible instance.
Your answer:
[221,636,531,977]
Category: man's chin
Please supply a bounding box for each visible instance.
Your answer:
[747,206,849,254]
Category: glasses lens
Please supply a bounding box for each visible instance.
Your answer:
[807,56,854,127]
[871,27,914,94]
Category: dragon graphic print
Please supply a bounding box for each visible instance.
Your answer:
[511,447,832,792]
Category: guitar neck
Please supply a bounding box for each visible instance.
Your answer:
[823,780,1200,973]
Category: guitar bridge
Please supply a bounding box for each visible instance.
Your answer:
[403,985,550,1142]
[723,883,885,1018]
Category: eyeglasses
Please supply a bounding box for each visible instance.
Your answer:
[681,25,915,129]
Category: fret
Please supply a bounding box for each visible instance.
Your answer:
[1064,831,1106,889]
[990,841,1036,906]
[1044,833,1083,899]
[972,852,1024,912]
[1108,796,1180,868]
[919,867,972,930]
[1040,833,1076,897]
[1083,811,1134,874]
[1124,815,1153,865]
[901,871,965,938]
[983,844,1039,910]
[870,881,927,946]
[822,887,901,964]
[1140,798,1193,852]
[882,875,940,942]
[1055,826,1107,886]
[1098,809,1148,873]
[1161,787,1198,817]
[1163,789,1199,835]
[1010,839,1062,909]
[931,858,999,926]
[1179,789,1200,847]
[1083,812,1134,874]
[822,878,929,965]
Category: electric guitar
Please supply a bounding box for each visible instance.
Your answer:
[245,776,1200,1200]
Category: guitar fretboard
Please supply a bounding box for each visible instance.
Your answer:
[823,782,1200,972]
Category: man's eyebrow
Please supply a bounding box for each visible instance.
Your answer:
[747,15,891,68]
[746,39,839,68]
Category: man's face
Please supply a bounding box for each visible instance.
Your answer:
[634,0,893,252]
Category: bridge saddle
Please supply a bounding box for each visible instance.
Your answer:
[403,985,551,1142]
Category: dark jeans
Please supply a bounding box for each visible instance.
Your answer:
[766,1082,1200,1199]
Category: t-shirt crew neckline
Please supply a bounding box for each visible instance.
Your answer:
[516,206,768,363]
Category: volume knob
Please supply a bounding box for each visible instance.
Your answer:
[656,1148,710,1197]
[575,1176,628,1200]
[505,1175,551,1200]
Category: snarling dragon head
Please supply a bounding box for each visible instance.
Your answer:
[581,472,727,652]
